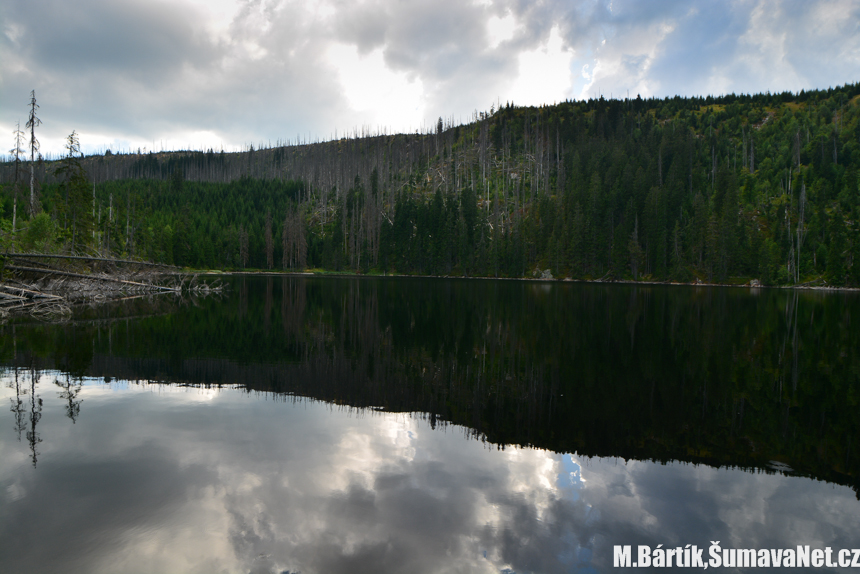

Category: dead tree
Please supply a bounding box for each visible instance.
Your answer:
[10,121,26,247]
[26,90,41,215]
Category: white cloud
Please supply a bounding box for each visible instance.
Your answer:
[327,44,426,133]
[507,25,573,106]
[487,12,516,49]
[1,0,858,158]
[573,13,678,100]
[182,0,242,39]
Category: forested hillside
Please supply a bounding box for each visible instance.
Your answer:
[3,82,860,284]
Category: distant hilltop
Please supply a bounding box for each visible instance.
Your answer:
[2,82,859,285]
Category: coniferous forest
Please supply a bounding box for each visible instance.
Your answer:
[3,82,860,285]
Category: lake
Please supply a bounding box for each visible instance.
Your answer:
[2,276,859,573]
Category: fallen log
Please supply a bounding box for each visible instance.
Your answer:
[6,266,179,292]
[0,292,28,301]
[0,284,64,300]
[6,253,176,268]
[8,257,65,271]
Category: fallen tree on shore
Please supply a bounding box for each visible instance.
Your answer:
[0,252,225,321]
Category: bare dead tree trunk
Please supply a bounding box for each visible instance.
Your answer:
[11,121,26,249]
[26,90,42,215]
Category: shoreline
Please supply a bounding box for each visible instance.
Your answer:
[0,265,225,321]
[196,270,860,292]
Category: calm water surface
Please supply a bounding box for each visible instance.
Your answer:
[1,277,859,573]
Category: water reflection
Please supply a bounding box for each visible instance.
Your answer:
[54,374,83,424]
[9,366,26,442]
[1,277,860,572]
[4,277,859,492]
[7,367,83,468]
[1,377,859,574]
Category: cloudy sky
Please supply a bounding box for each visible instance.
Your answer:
[2,0,859,157]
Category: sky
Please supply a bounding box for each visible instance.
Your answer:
[2,0,859,158]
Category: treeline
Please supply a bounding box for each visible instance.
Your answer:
[3,82,860,284]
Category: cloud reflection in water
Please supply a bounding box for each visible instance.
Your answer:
[0,377,858,574]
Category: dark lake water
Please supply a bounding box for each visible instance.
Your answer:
[2,276,860,573]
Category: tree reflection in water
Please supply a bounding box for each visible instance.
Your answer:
[2,276,859,490]
[26,367,42,467]
[1,277,860,573]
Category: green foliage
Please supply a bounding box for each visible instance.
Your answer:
[22,212,56,252]
[51,131,94,253]
[14,82,860,284]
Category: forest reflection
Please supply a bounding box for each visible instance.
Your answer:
[7,366,83,467]
[2,276,859,493]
